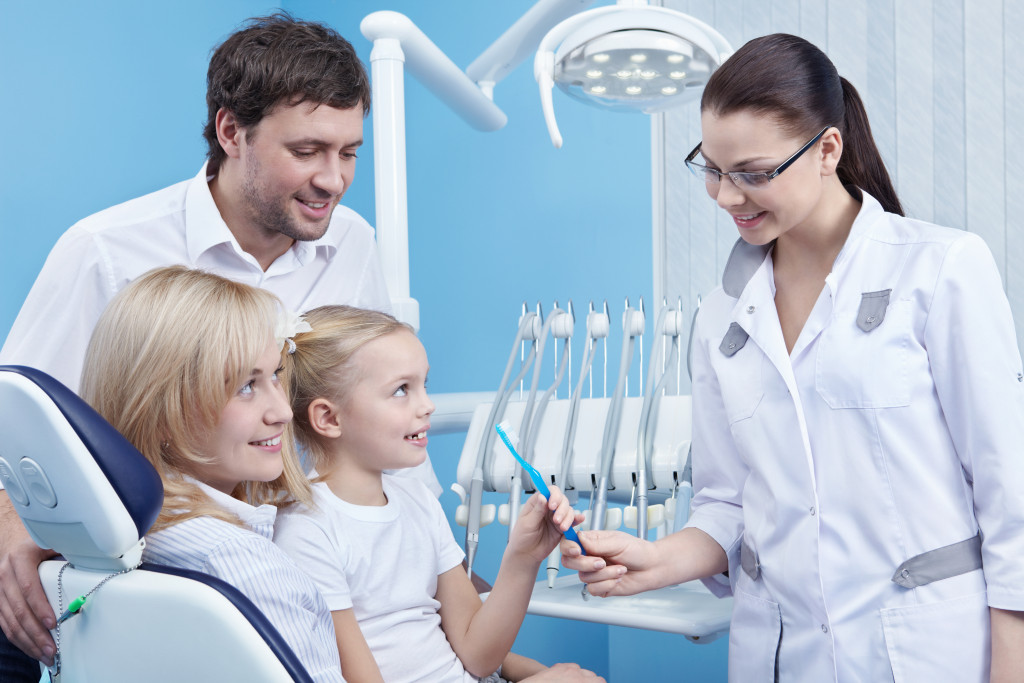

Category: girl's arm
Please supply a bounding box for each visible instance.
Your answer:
[991,608,1024,683]
[437,488,580,678]
[331,608,384,683]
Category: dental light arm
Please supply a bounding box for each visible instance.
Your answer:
[467,0,596,93]
[360,1,600,325]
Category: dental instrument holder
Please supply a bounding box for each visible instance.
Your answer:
[506,303,551,536]
[465,310,541,577]
[457,388,717,637]
[635,302,683,540]
[511,305,574,536]
[545,301,604,583]
[590,299,644,535]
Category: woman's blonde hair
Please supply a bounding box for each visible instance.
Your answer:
[80,266,312,531]
[289,305,413,473]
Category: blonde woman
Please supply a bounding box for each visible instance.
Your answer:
[79,265,342,682]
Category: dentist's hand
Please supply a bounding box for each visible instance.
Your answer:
[560,529,661,598]
[0,493,57,665]
[509,486,585,564]
[562,526,728,598]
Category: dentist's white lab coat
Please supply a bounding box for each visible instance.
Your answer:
[686,191,1024,682]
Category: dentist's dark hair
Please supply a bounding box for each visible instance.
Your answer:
[203,12,371,172]
[701,33,903,216]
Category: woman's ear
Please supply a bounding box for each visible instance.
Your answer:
[308,398,342,439]
[819,126,843,177]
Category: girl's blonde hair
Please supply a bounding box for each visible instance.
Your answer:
[289,305,412,473]
[80,265,312,531]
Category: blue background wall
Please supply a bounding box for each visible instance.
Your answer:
[0,1,727,678]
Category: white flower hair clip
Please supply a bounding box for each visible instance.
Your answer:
[275,310,312,354]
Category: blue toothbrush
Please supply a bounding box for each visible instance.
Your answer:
[495,421,585,555]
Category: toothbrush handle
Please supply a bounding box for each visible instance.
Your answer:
[563,525,585,553]
[528,475,586,555]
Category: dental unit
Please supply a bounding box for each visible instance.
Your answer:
[455,297,731,640]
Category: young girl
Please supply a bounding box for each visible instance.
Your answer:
[79,265,344,682]
[273,305,586,683]
[562,33,1024,681]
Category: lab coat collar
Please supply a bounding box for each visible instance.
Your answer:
[722,239,773,298]
[720,187,886,299]
[830,189,885,277]
[184,162,336,268]
[186,475,278,539]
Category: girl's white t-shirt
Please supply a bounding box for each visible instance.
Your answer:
[274,474,473,683]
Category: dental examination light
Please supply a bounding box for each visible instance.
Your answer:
[534,0,732,147]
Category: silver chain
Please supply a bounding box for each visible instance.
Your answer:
[54,559,143,663]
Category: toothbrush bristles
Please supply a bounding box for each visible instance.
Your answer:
[496,420,519,446]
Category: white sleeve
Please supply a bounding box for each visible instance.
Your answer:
[0,226,115,392]
[426,488,465,575]
[204,534,345,683]
[684,307,748,597]
[923,232,1024,610]
[274,511,354,612]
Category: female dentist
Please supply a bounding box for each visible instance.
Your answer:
[561,33,1024,682]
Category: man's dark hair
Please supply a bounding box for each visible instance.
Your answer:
[203,12,371,169]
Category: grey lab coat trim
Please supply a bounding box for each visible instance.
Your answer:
[891,533,983,588]
[741,536,760,580]
[720,323,749,357]
[857,289,892,332]
[722,238,773,298]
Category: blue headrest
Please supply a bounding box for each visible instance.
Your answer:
[0,365,162,566]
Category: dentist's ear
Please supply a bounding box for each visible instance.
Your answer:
[308,398,342,439]
[819,126,844,177]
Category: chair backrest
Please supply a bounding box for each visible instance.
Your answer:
[0,365,313,683]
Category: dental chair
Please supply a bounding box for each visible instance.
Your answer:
[0,365,314,682]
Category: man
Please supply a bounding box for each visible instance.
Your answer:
[0,13,441,676]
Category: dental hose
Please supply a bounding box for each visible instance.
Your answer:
[544,308,604,585]
[590,303,642,535]
[507,309,564,537]
[466,312,539,577]
[637,320,680,539]
[635,305,670,540]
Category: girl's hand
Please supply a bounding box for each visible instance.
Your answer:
[508,486,585,563]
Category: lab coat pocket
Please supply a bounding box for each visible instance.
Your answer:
[715,339,765,424]
[881,591,989,683]
[728,589,782,683]
[816,299,911,409]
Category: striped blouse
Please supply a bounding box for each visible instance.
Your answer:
[142,480,344,682]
